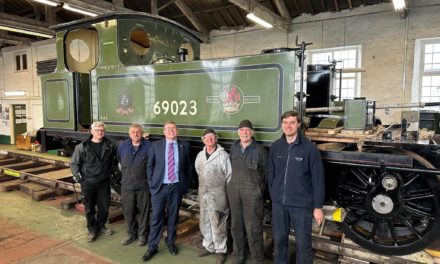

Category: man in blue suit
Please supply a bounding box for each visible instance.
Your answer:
[142,121,192,262]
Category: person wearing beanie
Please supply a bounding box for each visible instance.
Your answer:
[195,128,231,264]
[227,119,268,264]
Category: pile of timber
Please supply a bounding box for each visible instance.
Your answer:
[305,127,379,143]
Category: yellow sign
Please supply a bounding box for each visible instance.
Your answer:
[4,169,20,177]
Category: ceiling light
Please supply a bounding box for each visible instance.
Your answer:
[5,91,26,96]
[63,3,98,17]
[246,13,273,29]
[0,25,53,38]
[393,0,406,11]
[32,0,59,7]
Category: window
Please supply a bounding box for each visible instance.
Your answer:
[15,53,28,72]
[413,38,440,110]
[308,46,362,100]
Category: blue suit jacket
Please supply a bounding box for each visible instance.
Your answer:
[147,138,192,195]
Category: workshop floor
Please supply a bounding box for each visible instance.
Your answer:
[0,190,219,264]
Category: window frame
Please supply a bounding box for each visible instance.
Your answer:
[412,38,440,110]
[15,52,28,72]
[307,45,362,100]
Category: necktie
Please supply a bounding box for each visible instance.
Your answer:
[167,142,175,182]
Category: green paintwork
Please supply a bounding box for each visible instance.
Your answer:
[93,52,296,142]
[41,13,297,143]
[0,135,10,144]
[42,75,75,130]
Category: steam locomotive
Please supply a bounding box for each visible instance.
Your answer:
[39,12,440,256]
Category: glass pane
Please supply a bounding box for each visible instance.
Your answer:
[433,53,440,63]
[425,44,433,53]
[425,54,433,64]
[422,76,432,85]
[22,54,27,70]
[432,76,440,86]
[15,55,21,71]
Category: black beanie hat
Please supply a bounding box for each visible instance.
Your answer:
[238,119,254,130]
[203,128,217,136]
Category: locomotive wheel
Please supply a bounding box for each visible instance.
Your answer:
[336,148,440,255]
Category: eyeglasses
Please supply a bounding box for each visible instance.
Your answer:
[93,129,105,132]
[201,135,217,140]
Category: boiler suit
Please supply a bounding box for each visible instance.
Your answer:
[195,144,232,254]
[227,139,268,264]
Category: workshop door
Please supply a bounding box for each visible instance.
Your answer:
[10,104,27,144]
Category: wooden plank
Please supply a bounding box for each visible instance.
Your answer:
[176,218,199,237]
[0,175,16,182]
[316,143,346,151]
[0,179,20,191]
[19,182,48,196]
[36,168,72,180]
[307,127,343,135]
[31,189,57,201]
[21,164,54,173]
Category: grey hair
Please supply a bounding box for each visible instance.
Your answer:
[91,121,106,130]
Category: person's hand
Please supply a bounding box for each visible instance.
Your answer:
[73,173,83,183]
[313,208,324,226]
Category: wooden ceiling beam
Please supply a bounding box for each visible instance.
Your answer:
[0,32,33,45]
[174,0,209,34]
[306,0,314,14]
[273,0,291,19]
[158,0,177,12]
[227,0,290,32]
[0,12,54,37]
[334,0,340,11]
[112,0,124,8]
[292,0,301,15]
[61,0,129,14]
[151,0,157,15]
[320,0,326,10]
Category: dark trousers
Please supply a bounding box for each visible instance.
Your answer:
[121,188,150,239]
[227,185,264,264]
[147,184,182,250]
[272,202,313,264]
[81,180,111,233]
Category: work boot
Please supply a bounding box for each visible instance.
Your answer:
[137,236,147,246]
[87,232,97,242]
[100,227,113,236]
[198,248,213,257]
[121,236,137,245]
[216,253,226,264]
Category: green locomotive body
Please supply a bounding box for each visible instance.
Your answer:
[39,12,440,257]
[40,13,294,145]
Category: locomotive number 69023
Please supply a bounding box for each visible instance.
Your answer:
[153,100,197,116]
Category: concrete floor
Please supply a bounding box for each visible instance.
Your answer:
[0,190,220,264]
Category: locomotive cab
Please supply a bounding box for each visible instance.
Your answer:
[39,12,203,152]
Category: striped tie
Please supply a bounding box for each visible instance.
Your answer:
[167,142,175,182]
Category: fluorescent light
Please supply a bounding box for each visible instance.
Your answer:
[5,91,26,96]
[393,0,406,10]
[0,25,53,38]
[63,3,98,17]
[32,0,58,7]
[246,13,273,29]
